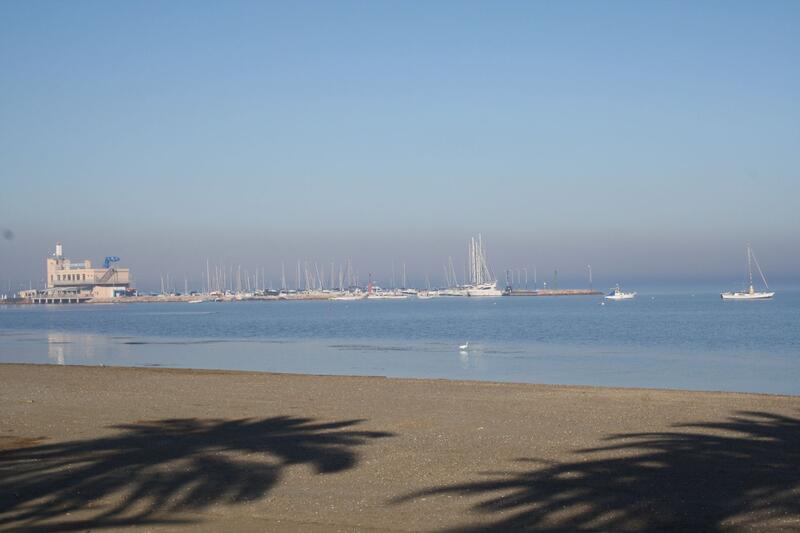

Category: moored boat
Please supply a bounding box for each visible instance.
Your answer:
[330,294,366,301]
[604,285,636,300]
[466,281,503,297]
[416,290,440,299]
[463,234,502,297]
[367,291,408,300]
[721,244,774,300]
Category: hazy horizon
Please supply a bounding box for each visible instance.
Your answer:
[2,2,798,290]
[1,233,797,293]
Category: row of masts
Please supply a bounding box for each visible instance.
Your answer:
[156,234,565,295]
[157,262,571,295]
[158,246,763,295]
[159,258,410,295]
[152,236,766,297]
[195,259,363,295]
[468,233,494,285]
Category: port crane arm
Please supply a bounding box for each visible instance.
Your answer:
[97,256,121,284]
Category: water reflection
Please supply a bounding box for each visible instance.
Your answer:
[46,331,130,365]
[457,345,487,372]
[47,332,67,365]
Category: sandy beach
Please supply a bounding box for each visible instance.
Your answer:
[1,363,798,531]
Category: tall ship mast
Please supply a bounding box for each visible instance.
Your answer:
[465,233,502,297]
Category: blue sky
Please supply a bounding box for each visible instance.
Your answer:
[1,1,798,290]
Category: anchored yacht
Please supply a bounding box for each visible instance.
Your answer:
[721,244,774,300]
[463,234,503,297]
[604,285,636,300]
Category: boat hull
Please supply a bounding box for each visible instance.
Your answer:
[466,289,503,297]
[465,282,503,297]
[721,292,774,300]
[604,291,636,300]
[416,292,439,299]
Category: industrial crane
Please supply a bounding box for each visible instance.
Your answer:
[98,256,121,284]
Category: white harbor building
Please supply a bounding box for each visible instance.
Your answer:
[25,242,133,303]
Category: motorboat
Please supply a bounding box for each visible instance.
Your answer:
[604,285,636,300]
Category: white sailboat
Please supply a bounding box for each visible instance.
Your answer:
[417,275,439,299]
[417,290,439,299]
[721,244,774,300]
[330,293,366,301]
[604,284,636,300]
[367,289,408,300]
[368,293,408,300]
[363,277,408,300]
[464,234,503,297]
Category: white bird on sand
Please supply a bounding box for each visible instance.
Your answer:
[459,341,469,351]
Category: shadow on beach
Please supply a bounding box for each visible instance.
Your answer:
[0,415,393,531]
[397,411,800,531]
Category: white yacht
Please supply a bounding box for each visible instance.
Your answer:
[416,290,440,299]
[364,282,408,299]
[367,292,408,300]
[330,293,366,301]
[439,287,469,297]
[463,234,503,297]
[466,281,503,297]
[604,284,636,300]
[721,244,774,300]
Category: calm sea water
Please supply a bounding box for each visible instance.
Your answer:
[1,290,798,395]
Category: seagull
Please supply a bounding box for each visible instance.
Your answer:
[459,341,469,351]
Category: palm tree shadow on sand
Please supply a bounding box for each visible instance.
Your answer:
[0,416,393,531]
[397,411,800,531]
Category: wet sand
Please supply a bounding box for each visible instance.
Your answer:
[1,363,798,531]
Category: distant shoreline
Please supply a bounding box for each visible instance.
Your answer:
[5,289,607,304]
